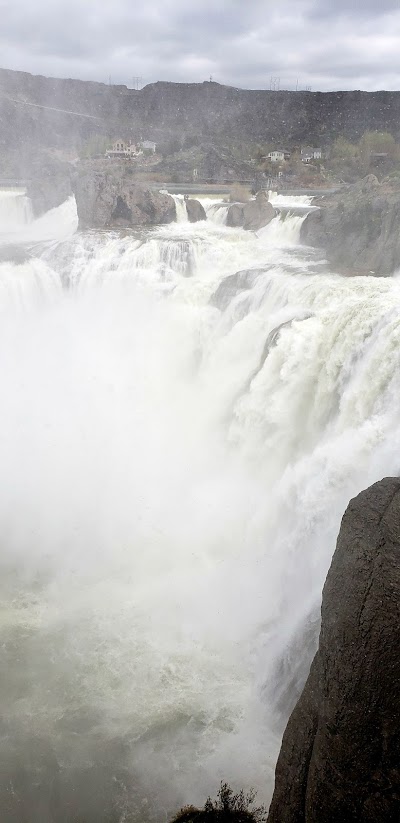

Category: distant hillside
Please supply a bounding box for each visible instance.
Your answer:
[1,67,400,175]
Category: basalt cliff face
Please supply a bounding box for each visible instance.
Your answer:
[2,67,400,173]
[267,477,400,823]
[301,176,400,275]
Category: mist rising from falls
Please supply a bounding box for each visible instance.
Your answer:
[1,199,399,821]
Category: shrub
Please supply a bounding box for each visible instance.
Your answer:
[170,782,268,823]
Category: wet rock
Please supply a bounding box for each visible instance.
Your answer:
[226,193,275,231]
[267,477,400,823]
[185,198,206,222]
[226,203,245,228]
[301,176,400,274]
[72,162,176,228]
[242,192,276,231]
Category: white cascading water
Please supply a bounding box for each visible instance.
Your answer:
[1,193,400,821]
[268,191,314,208]
[0,188,33,234]
[171,193,189,223]
[201,198,229,225]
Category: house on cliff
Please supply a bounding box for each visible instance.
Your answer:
[267,149,291,162]
[301,146,322,163]
[105,140,141,159]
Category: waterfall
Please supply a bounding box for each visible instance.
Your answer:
[171,193,189,222]
[0,189,33,234]
[257,211,308,245]
[201,198,229,225]
[1,200,398,821]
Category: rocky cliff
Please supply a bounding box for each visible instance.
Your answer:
[3,67,400,176]
[301,176,400,275]
[267,477,400,823]
[72,163,176,228]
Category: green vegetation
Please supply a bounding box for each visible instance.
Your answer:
[327,131,400,182]
[171,783,268,823]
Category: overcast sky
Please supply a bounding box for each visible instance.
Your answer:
[1,0,400,91]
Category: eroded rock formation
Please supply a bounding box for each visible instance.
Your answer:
[301,176,400,275]
[185,198,206,222]
[226,192,276,231]
[72,163,176,228]
[267,477,400,823]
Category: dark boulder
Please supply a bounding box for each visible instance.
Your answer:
[72,162,176,228]
[227,193,275,231]
[185,198,206,222]
[242,192,276,231]
[267,477,400,823]
[226,203,245,227]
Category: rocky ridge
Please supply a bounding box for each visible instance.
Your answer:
[3,68,400,178]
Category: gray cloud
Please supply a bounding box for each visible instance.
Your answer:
[0,0,400,91]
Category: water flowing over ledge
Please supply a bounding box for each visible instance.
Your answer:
[1,193,400,821]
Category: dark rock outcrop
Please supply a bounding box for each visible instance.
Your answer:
[227,193,276,231]
[185,198,206,222]
[72,163,176,228]
[267,477,400,823]
[301,176,400,274]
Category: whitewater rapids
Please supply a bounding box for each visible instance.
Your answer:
[1,190,400,822]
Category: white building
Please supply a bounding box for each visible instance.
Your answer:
[105,140,140,158]
[301,147,322,163]
[267,150,290,163]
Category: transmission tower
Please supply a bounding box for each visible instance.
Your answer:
[131,76,143,90]
[269,77,281,91]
